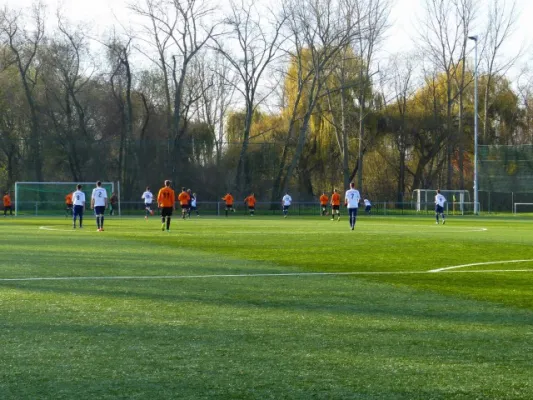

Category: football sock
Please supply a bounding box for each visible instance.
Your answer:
[101,216,104,228]
[79,215,83,227]
[166,217,171,230]
[96,216,101,229]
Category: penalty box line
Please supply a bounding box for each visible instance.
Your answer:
[0,269,532,282]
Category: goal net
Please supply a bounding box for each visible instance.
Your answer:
[413,189,474,215]
[14,182,118,216]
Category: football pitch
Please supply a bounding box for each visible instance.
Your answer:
[1,215,532,399]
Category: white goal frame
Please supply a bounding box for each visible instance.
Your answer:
[413,189,472,215]
[14,181,120,216]
[513,203,533,214]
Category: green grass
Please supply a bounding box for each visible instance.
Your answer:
[0,214,532,399]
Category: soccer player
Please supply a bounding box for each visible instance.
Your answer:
[3,191,13,217]
[109,192,118,216]
[435,189,447,224]
[345,182,361,231]
[363,198,372,215]
[72,184,85,229]
[65,192,73,217]
[91,181,108,232]
[158,180,175,231]
[282,192,292,218]
[319,192,329,216]
[330,189,341,221]
[141,187,154,220]
[186,189,193,218]
[178,187,190,219]
[190,192,199,217]
[244,192,256,216]
[222,192,235,217]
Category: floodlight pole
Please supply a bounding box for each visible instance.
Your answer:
[469,35,479,215]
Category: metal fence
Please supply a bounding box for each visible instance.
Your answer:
[13,200,487,217]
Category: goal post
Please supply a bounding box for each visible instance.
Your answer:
[513,203,533,215]
[413,189,472,215]
[14,182,118,216]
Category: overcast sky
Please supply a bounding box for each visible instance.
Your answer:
[4,0,532,79]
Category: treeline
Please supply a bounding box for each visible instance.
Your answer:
[0,0,531,202]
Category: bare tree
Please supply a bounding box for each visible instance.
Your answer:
[0,3,45,182]
[272,0,362,201]
[480,0,520,143]
[213,0,286,192]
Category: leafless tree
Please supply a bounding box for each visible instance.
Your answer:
[480,0,520,143]
[212,0,286,192]
[0,3,45,182]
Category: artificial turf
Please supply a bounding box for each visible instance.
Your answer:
[0,215,532,399]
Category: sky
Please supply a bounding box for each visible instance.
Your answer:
[4,0,532,79]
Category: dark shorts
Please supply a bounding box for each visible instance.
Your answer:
[4,205,12,212]
[145,203,152,208]
[365,205,371,212]
[321,204,327,208]
[283,205,290,211]
[435,205,444,213]
[248,206,255,211]
[73,205,84,216]
[332,205,340,211]
[190,206,197,211]
[94,206,106,215]
[181,204,189,210]
[66,204,73,209]
[161,207,173,217]
[225,204,233,209]
[348,207,358,217]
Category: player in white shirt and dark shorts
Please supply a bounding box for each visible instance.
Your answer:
[142,187,154,220]
[435,189,446,224]
[72,184,85,229]
[91,181,108,232]
[282,193,292,218]
[345,182,361,231]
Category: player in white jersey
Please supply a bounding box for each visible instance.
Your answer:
[345,182,361,230]
[363,198,372,215]
[72,184,85,229]
[91,181,108,232]
[141,187,154,220]
[435,189,446,224]
[282,193,292,218]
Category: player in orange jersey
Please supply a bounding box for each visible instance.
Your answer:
[178,187,191,219]
[244,193,256,216]
[330,189,341,221]
[65,192,73,217]
[319,192,329,216]
[157,180,176,232]
[3,191,13,217]
[222,192,235,217]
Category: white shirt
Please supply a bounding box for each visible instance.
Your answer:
[142,191,153,204]
[191,196,197,207]
[282,194,292,206]
[345,189,361,208]
[435,194,446,207]
[72,190,85,206]
[364,199,371,207]
[92,187,108,207]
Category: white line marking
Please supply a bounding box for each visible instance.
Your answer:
[0,269,531,282]
[429,259,533,273]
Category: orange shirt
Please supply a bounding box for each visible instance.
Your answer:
[65,193,73,205]
[178,191,190,206]
[157,187,176,208]
[222,194,234,205]
[319,194,329,205]
[244,195,256,207]
[331,193,341,206]
[3,195,11,207]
